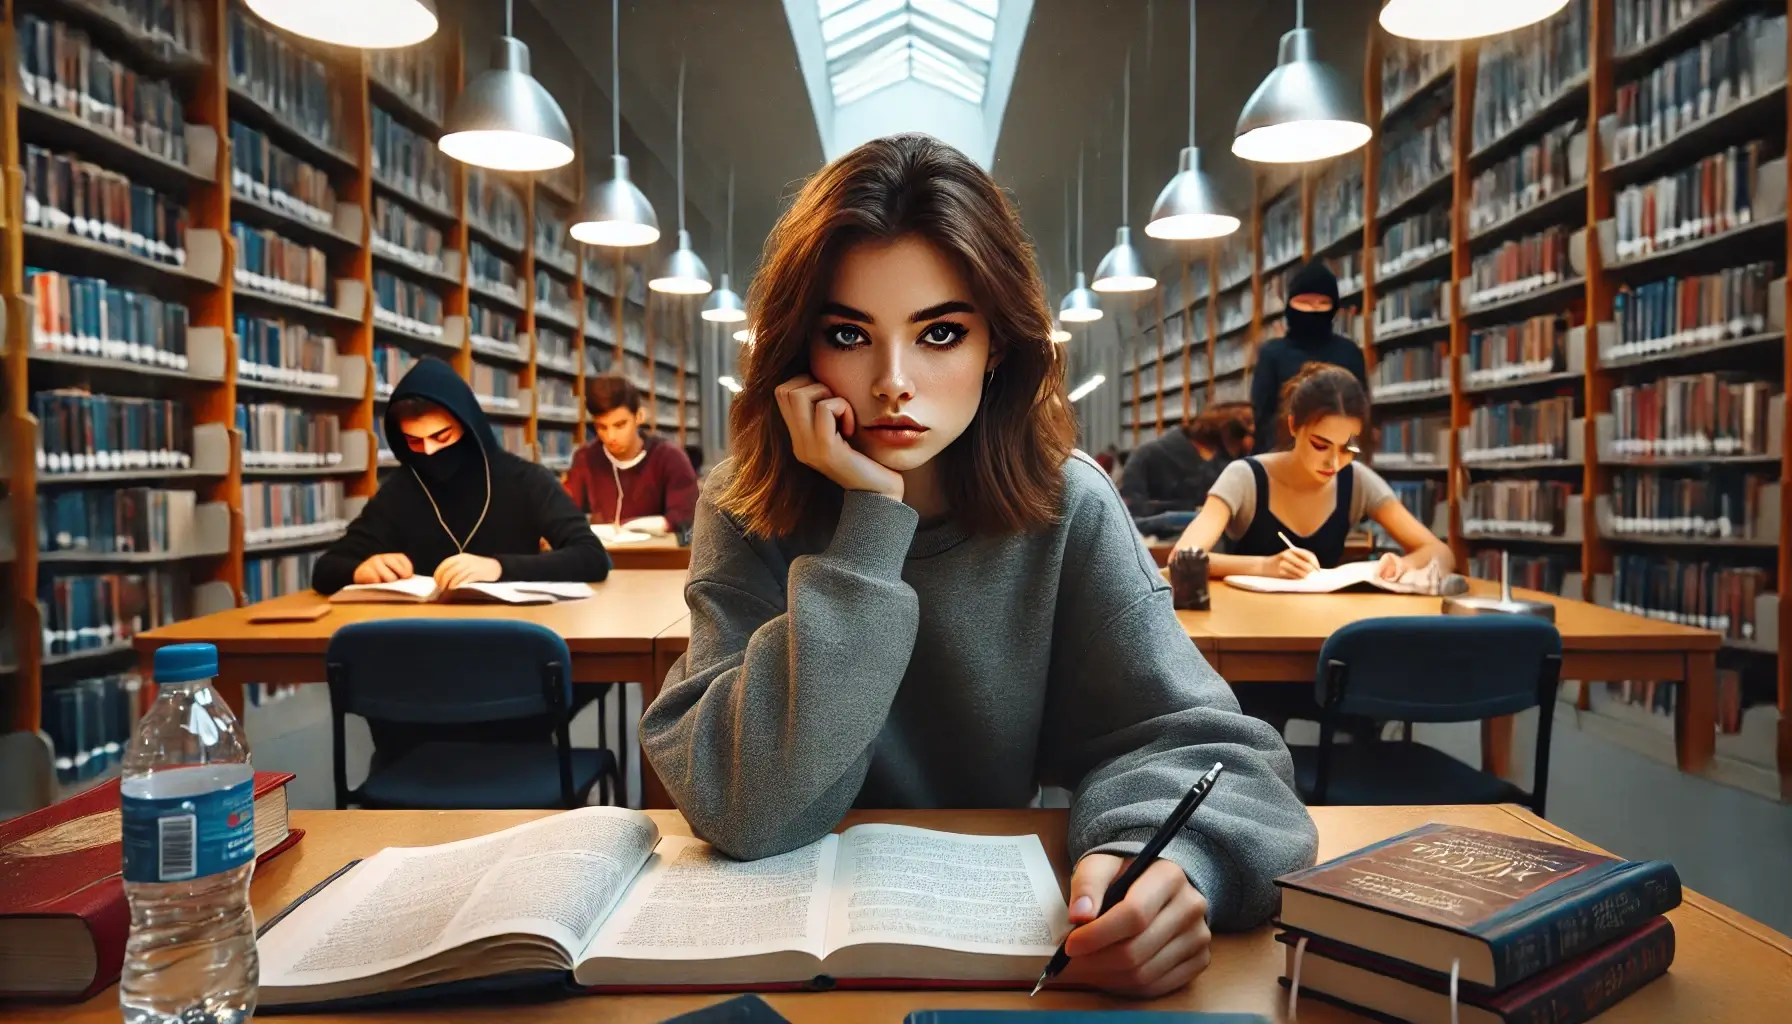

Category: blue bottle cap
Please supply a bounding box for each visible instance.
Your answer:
[154,643,219,684]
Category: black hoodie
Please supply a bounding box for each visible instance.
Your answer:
[311,358,611,594]
[1251,260,1369,448]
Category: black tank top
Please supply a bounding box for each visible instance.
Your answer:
[1237,457,1356,568]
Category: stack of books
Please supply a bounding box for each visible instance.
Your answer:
[1276,823,1680,1024]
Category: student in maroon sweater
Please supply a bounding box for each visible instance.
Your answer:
[565,376,700,533]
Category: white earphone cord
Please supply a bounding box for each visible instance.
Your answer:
[411,433,493,555]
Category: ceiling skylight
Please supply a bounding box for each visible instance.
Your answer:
[821,0,998,105]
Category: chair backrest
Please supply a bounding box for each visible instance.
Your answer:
[325,619,573,725]
[1314,616,1563,723]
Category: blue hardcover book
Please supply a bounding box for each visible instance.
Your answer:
[1274,823,1680,991]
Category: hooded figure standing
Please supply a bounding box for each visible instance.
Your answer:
[311,357,611,595]
[1250,260,1368,450]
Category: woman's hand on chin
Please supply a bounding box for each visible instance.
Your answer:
[776,375,905,502]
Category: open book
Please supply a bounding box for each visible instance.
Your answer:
[328,576,595,605]
[591,520,665,545]
[257,807,1068,1007]
[1223,559,1465,596]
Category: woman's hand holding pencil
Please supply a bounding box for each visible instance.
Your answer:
[1262,530,1321,579]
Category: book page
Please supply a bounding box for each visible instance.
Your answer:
[579,834,836,966]
[592,524,653,544]
[330,575,438,602]
[823,825,1067,957]
[509,581,597,600]
[259,807,658,989]
[1223,560,1384,594]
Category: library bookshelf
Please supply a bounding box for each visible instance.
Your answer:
[0,0,704,809]
[1119,0,1792,800]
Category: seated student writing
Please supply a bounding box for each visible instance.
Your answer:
[311,357,610,595]
[1173,364,1452,581]
[1119,401,1253,517]
[641,134,1317,998]
[563,376,700,537]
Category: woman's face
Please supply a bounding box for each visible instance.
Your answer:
[1289,413,1361,484]
[808,235,996,474]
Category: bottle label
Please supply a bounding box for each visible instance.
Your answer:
[121,778,255,883]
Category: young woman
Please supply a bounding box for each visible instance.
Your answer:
[1174,364,1452,581]
[640,135,1316,997]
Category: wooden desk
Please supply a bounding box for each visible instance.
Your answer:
[1180,579,1722,775]
[604,535,692,571]
[26,805,1790,1023]
[133,570,692,696]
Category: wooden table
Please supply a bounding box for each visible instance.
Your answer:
[603,534,692,571]
[1181,579,1722,775]
[25,804,1789,1023]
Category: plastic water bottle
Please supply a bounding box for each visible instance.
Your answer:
[120,644,259,1024]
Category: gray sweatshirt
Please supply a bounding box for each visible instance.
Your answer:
[641,453,1318,930]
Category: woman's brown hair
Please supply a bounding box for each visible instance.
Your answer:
[1277,363,1370,446]
[1186,401,1252,450]
[718,133,1076,538]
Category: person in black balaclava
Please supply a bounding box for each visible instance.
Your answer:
[1251,260,1368,450]
[311,357,611,595]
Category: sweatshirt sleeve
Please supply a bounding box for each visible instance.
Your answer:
[659,444,701,531]
[1040,458,1317,931]
[311,483,408,595]
[640,485,921,861]
[493,465,612,582]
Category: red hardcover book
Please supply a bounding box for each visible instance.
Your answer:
[0,771,303,1001]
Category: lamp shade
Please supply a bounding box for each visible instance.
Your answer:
[1059,272,1105,323]
[439,37,573,172]
[1049,319,1072,344]
[1233,28,1372,164]
[1146,147,1241,240]
[1379,0,1571,40]
[572,154,660,247]
[1091,227,1157,293]
[650,230,713,295]
[245,0,437,48]
[701,273,748,322]
[733,327,755,344]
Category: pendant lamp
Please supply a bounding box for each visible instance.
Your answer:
[572,0,660,247]
[1092,52,1157,294]
[1059,151,1104,323]
[438,0,572,171]
[1233,0,1372,164]
[1147,0,1240,240]
[650,60,712,295]
[733,327,755,344]
[245,0,436,49]
[1379,0,1571,41]
[702,169,748,321]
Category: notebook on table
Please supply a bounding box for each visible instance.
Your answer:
[254,806,1069,1010]
[1223,559,1465,595]
[328,577,594,605]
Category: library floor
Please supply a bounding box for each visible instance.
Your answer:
[244,686,1792,937]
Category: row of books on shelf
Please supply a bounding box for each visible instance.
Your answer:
[1218,237,1251,291]
[1378,108,1452,213]
[1369,341,1448,397]
[1466,225,1574,307]
[1326,251,1363,297]
[1466,312,1571,385]
[1373,415,1446,466]
[1312,161,1364,254]
[17,13,192,169]
[237,314,340,392]
[1213,338,1248,379]
[471,363,522,408]
[1469,0,1588,153]
[538,377,578,414]
[245,551,322,605]
[42,671,142,785]
[24,145,187,265]
[1386,477,1445,528]
[374,271,444,336]
[536,272,577,324]
[37,487,212,556]
[1461,478,1575,536]
[231,222,330,305]
[1609,375,1776,456]
[34,391,190,474]
[369,48,445,123]
[534,208,577,274]
[467,169,527,252]
[469,242,521,302]
[538,328,577,372]
[372,105,450,214]
[538,429,576,462]
[28,268,191,369]
[39,568,186,657]
[243,480,346,546]
[1372,278,1449,334]
[1462,396,1575,461]
[228,8,344,155]
[1606,12,1787,167]
[1610,262,1776,361]
[1379,36,1451,114]
[1377,206,1449,277]
[1260,191,1301,272]
[469,306,522,355]
[372,343,418,397]
[1612,140,1769,260]
[1468,549,1570,594]
[86,0,208,57]
[1261,274,1287,319]
[1608,468,1777,540]
[236,404,341,468]
[1468,121,1586,234]
[230,121,335,229]
[497,423,529,458]
[1611,556,1770,641]
[372,196,447,275]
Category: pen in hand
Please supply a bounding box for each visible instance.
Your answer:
[1030,762,1225,997]
[1276,530,1320,578]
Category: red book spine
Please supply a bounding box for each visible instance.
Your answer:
[1491,916,1675,1024]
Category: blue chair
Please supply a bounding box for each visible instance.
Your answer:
[1291,616,1562,815]
[325,620,617,810]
